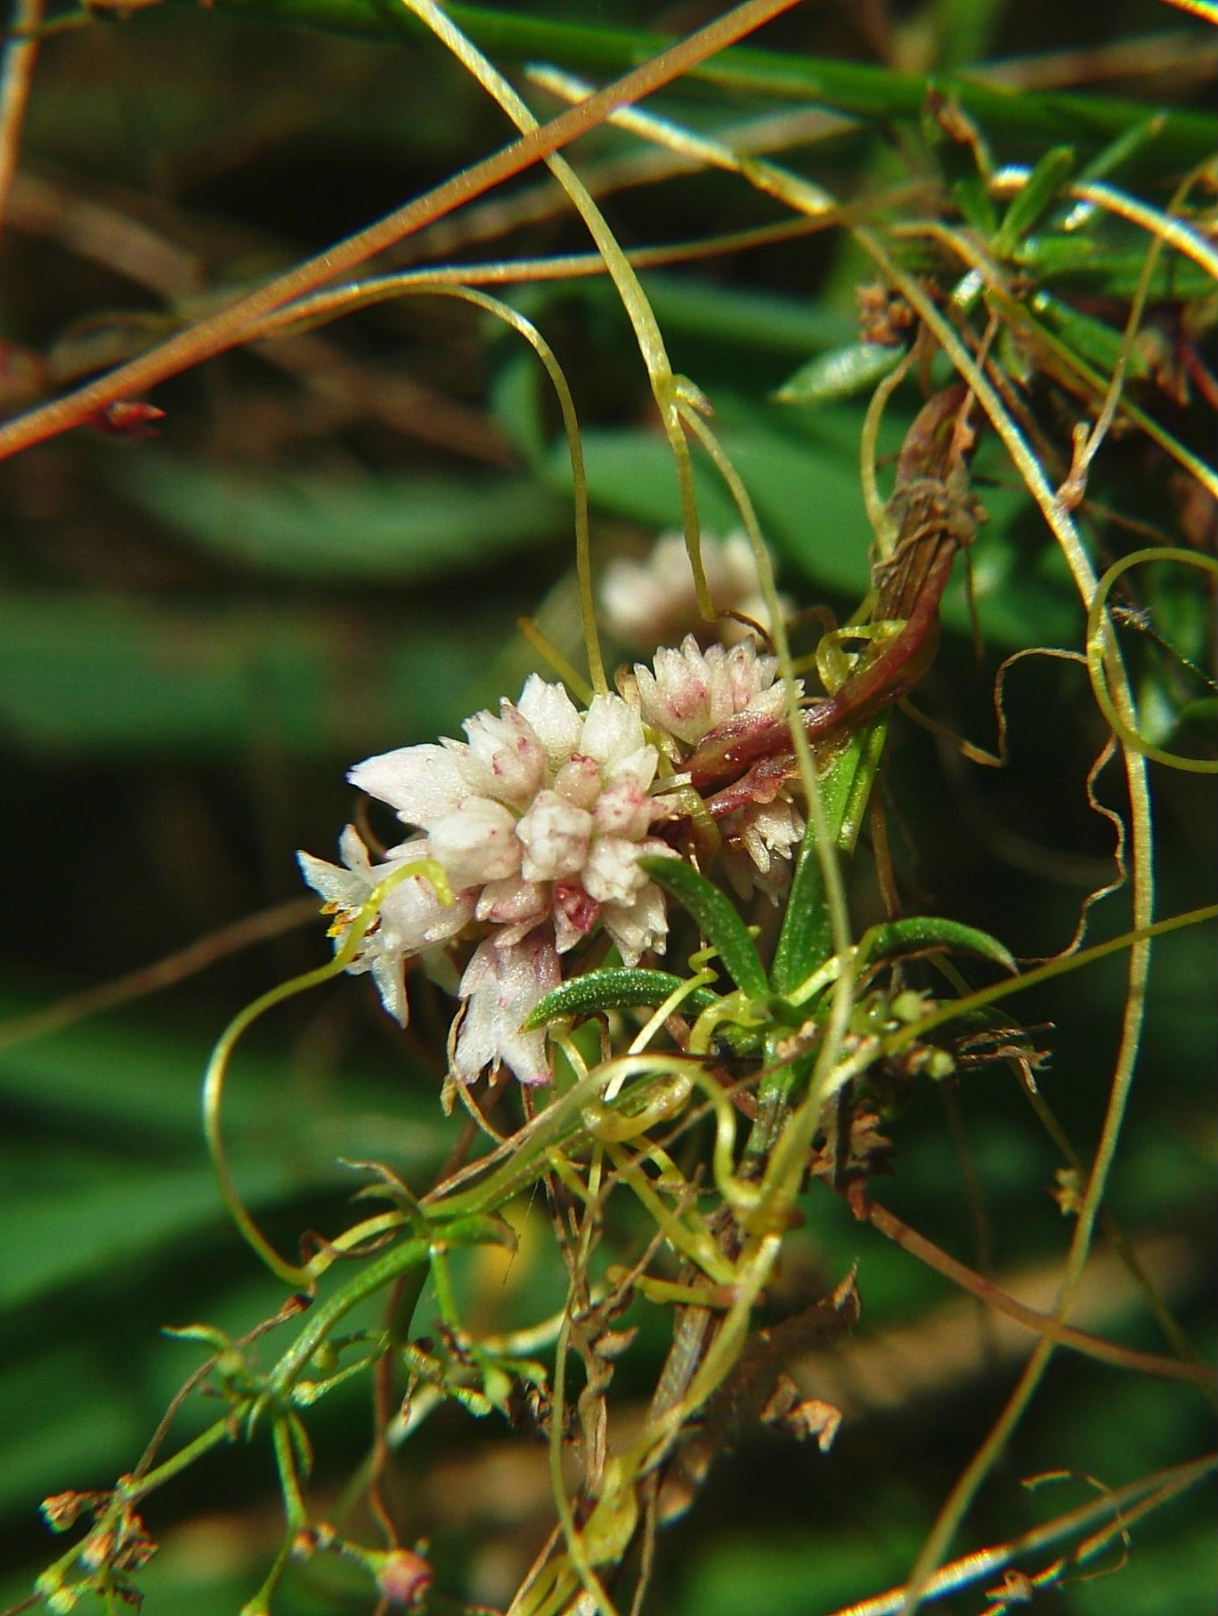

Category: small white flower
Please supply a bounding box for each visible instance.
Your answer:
[516,791,594,883]
[451,934,558,1087]
[300,676,675,1086]
[297,827,472,1027]
[625,635,807,897]
[429,798,520,888]
[600,530,790,650]
[629,634,791,750]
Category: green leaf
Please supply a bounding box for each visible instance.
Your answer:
[920,89,997,236]
[550,400,879,603]
[0,593,507,756]
[1018,235,1213,302]
[773,342,902,407]
[523,968,721,1030]
[0,1344,145,1520]
[1026,291,1150,381]
[181,2,1218,170]
[546,427,739,533]
[556,393,1078,652]
[638,859,768,999]
[992,145,1076,258]
[861,915,1018,972]
[0,1161,282,1311]
[769,722,887,997]
[112,456,563,581]
[0,996,452,1307]
[640,275,854,355]
[1077,111,1167,184]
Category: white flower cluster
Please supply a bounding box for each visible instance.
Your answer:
[300,677,673,1087]
[623,635,805,894]
[300,639,804,1088]
[600,530,788,650]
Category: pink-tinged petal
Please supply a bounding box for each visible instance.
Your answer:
[298,828,472,1025]
[552,754,601,810]
[599,531,789,651]
[593,777,655,840]
[516,675,582,762]
[632,635,796,750]
[379,862,474,951]
[637,642,708,736]
[552,881,601,953]
[475,876,547,928]
[337,822,373,873]
[349,744,470,827]
[452,935,559,1085]
[516,790,593,882]
[429,797,521,888]
[462,702,547,807]
[752,682,792,722]
[738,798,804,874]
[476,876,548,947]
[299,824,404,914]
[607,743,659,792]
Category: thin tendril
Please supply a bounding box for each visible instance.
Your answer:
[1086,547,1218,774]
[202,860,453,1287]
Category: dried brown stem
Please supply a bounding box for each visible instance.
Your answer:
[0,0,802,460]
[0,0,42,247]
[861,1196,1216,1389]
[0,897,316,1051]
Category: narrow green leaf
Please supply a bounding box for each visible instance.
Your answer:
[545,427,738,533]
[920,89,997,236]
[1077,112,1166,184]
[0,594,508,756]
[640,275,854,354]
[178,2,1218,170]
[639,859,768,999]
[950,173,998,239]
[114,456,563,581]
[1028,291,1150,380]
[769,721,887,997]
[523,968,721,1030]
[992,145,1075,258]
[0,1345,145,1519]
[0,1164,277,1309]
[548,401,878,604]
[862,916,1018,972]
[1019,236,1213,302]
[773,342,902,406]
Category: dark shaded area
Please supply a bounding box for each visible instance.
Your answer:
[0,2,1214,1613]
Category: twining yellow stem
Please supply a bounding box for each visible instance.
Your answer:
[394,0,805,668]
[829,1453,1218,1616]
[397,0,695,674]
[850,229,1161,1616]
[890,218,1218,497]
[989,168,1218,280]
[0,0,44,248]
[207,276,601,696]
[676,405,856,980]
[202,860,453,1288]
[1086,547,1218,775]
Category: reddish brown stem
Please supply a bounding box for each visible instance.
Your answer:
[0,0,802,460]
[687,387,978,817]
[863,1195,1216,1388]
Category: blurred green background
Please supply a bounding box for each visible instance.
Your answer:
[0,1,1214,1612]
